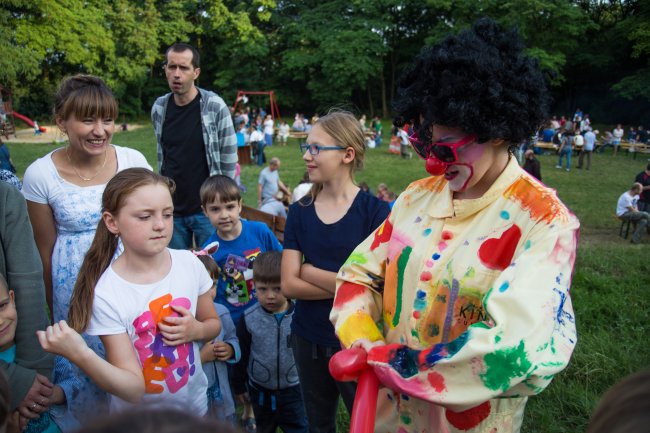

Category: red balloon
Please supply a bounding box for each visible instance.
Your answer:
[329,349,379,433]
[329,348,369,382]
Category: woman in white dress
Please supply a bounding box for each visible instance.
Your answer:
[22,74,151,429]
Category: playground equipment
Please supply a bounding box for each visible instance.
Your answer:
[0,84,46,138]
[13,111,46,132]
[329,348,379,433]
[232,90,281,120]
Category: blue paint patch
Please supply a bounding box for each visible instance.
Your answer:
[414,216,422,223]
[498,281,510,292]
[423,228,432,237]
[500,210,510,220]
[416,290,426,299]
[402,394,410,401]
[432,253,441,260]
[524,240,532,250]
[413,298,427,310]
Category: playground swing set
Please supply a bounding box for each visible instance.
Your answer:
[0,84,47,139]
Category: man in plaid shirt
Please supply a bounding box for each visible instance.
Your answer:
[152,43,237,249]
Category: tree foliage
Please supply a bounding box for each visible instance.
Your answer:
[1,0,648,124]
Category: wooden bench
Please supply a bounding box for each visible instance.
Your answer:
[240,205,286,243]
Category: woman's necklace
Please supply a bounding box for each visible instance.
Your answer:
[66,146,108,182]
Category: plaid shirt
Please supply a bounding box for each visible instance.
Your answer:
[151,87,237,179]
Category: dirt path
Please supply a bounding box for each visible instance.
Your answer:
[3,124,144,144]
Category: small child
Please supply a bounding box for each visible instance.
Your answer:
[38,168,221,416]
[232,252,307,433]
[194,243,241,424]
[277,121,290,145]
[0,273,63,433]
[199,175,283,326]
[200,175,282,432]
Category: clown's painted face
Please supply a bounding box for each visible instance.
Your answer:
[425,125,509,199]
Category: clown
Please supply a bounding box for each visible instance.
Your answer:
[330,18,579,433]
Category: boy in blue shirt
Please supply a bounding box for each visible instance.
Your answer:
[200,175,283,326]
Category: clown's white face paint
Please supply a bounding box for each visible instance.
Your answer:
[445,141,485,192]
[430,125,510,199]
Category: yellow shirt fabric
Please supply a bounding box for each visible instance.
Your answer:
[331,158,579,433]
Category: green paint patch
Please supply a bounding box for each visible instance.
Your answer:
[428,323,440,337]
[343,252,368,267]
[393,246,412,327]
[400,414,412,425]
[480,340,532,392]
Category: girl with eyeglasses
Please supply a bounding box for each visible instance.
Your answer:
[330,18,579,433]
[281,111,390,433]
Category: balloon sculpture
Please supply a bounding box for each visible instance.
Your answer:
[329,348,380,433]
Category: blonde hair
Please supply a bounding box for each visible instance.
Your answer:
[305,110,366,202]
[68,168,175,332]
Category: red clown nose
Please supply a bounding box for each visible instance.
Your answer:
[425,157,449,176]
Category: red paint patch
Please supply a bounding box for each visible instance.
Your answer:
[420,271,432,282]
[427,372,446,393]
[367,344,401,364]
[441,230,453,240]
[413,311,420,319]
[445,401,491,430]
[370,217,393,251]
[477,224,522,270]
[333,282,367,308]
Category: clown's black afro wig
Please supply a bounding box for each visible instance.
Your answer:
[393,18,550,146]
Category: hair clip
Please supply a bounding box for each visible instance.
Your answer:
[192,241,219,257]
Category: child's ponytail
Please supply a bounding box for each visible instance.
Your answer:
[68,219,119,332]
[67,168,175,332]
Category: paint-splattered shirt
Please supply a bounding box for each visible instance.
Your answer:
[330,158,579,433]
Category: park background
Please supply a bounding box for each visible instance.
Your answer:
[2,1,650,432]
[1,0,649,125]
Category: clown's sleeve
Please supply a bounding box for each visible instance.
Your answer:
[330,211,397,348]
[364,213,579,412]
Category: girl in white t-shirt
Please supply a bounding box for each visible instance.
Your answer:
[37,168,221,415]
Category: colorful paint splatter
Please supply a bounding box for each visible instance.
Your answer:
[331,159,579,433]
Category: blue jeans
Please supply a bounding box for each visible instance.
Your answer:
[169,212,214,249]
[248,383,308,433]
[256,141,266,166]
[558,147,571,169]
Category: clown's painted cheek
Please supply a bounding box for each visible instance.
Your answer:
[447,143,485,192]
[448,165,472,191]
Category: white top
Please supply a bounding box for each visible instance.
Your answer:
[279,124,290,137]
[616,191,638,216]
[22,145,151,205]
[613,127,624,140]
[573,134,584,147]
[291,182,312,203]
[263,119,275,135]
[87,249,213,415]
[398,128,409,145]
[250,129,264,143]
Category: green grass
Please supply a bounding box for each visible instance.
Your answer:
[7,126,650,432]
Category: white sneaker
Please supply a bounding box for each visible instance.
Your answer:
[566,168,570,172]
[555,165,562,169]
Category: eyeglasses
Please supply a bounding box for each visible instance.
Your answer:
[408,132,477,162]
[299,143,345,155]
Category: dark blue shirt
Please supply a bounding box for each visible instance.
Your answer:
[284,191,390,347]
[204,220,283,325]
